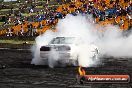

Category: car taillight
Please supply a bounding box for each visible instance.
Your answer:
[40,46,50,51]
[65,46,71,50]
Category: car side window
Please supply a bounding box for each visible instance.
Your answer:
[53,38,59,44]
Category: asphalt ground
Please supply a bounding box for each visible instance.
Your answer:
[0,46,132,88]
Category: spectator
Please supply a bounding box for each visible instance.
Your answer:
[6,28,12,37]
[20,26,24,36]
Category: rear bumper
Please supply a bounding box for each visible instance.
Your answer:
[40,51,71,59]
[40,51,78,65]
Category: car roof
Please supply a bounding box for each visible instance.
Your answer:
[54,37,76,38]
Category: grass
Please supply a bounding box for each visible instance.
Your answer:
[0,9,11,12]
[48,4,59,7]
[0,39,35,44]
[0,22,4,25]
[37,0,46,3]
[36,6,43,8]
[0,36,36,44]
[22,13,37,16]
[22,11,44,16]
[0,14,6,16]
[0,8,19,12]
[0,23,15,26]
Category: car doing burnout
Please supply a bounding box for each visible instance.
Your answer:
[40,37,99,67]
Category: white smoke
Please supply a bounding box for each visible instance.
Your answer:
[31,30,55,65]
[31,14,132,68]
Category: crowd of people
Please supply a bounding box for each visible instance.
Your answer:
[0,0,131,37]
[56,0,131,30]
[0,1,56,24]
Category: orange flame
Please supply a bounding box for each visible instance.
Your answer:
[78,66,86,76]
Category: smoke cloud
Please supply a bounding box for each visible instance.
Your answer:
[31,14,132,68]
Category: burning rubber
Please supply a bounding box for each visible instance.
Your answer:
[32,37,99,67]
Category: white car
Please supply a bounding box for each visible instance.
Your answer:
[40,37,99,67]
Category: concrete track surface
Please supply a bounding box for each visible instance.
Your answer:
[0,49,132,88]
